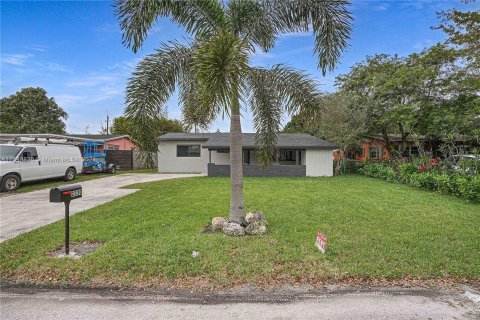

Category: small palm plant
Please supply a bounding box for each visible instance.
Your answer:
[115,0,352,223]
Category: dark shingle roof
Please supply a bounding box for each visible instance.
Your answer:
[157,132,214,141]
[158,133,338,149]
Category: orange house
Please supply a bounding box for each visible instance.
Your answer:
[334,135,430,161]
[69,134,137,151]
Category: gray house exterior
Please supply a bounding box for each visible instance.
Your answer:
[157,133,338,177]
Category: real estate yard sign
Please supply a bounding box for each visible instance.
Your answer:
[315,230,327,254]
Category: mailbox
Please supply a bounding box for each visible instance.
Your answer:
[50,185,82,203]
[49,184,82,255]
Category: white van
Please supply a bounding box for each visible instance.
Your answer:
[0,143,83,192]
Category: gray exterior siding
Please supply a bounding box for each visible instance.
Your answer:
[208,163,306,177]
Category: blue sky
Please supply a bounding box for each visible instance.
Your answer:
[1,0,477,134]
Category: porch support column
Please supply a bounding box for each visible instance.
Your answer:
[209,150,211,164]
[276,149,279,164]
[296,150,299,165]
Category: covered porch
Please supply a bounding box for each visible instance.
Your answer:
[207,148,307,177]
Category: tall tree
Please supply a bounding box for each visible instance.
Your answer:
[283,92,367,168]
[0,87,68,134]
[111,116,132,135]
[115,0,352,223]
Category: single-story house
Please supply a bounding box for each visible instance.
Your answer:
[335,134,473,161]
[157,133,338,177]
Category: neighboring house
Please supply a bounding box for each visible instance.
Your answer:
[67,134,136,151]
[157,133,338,177]
[337,135,471,161]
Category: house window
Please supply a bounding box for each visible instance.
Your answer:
[279,150,296,161]
[217,149,229,153]
[356,147,365,157]
[410,146,419,157]
[243,150,250,164]
[369,147,380,159]
[177,144,201,157]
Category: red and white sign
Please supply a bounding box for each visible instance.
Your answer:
[315,230,327,254]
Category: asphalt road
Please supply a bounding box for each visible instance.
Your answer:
[1,286,479,320]
[0,173,202,242]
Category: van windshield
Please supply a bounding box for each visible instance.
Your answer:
[0,145,23,162]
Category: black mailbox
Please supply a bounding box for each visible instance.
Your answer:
[50,184,82,256]
[50,185,82,203]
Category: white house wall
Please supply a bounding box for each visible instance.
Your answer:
[305,149,333,177]
[158,141,208,173]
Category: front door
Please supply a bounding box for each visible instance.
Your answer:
[18,147,44,181]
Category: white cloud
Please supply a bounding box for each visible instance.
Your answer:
[44,62,73,73]
[55,94,84,108]
[1,54,31,66]
[94,23,122,34]
[375,4,389,11]
[25,44,49,52]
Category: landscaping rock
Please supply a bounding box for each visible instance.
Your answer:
[245,211,267,225]
[212,217,228,232]
[245,221,267,235]
[222,222,245,236]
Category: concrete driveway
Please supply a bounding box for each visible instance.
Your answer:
[0,173,202,242]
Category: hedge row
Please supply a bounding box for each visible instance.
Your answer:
[358,162,480,203]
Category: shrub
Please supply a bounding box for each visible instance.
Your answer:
[357,160,479,203]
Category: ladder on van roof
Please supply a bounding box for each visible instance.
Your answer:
[0,134,91,145]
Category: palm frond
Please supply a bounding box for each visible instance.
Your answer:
[125,41,193,153]
[247,65,323,166]
[226,0,276,51]
[240,0,352,75]
[275,0,352,75]
[179,76,218,131]
[191,32,250,116]
[115,0,226,52]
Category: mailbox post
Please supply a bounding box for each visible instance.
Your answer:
[50,185,82,255]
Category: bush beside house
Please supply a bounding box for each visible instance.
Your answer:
[357,160,480,203]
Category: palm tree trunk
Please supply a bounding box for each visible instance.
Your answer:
[229,91,245,224]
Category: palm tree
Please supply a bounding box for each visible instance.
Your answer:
[115,0,352,224]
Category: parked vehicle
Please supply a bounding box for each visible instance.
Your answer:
[0,143,83,192]
[82,140,116,174]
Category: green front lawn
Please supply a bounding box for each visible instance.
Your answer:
[2,168,157,194]
[1,175,478,288]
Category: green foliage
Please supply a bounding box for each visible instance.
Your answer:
[282,92,367,158]
[111,116,131,135]
[0,87,67,134]
[332,2,480,147]
[359,160,480,203]
[359,162,396,182]
[112,116,184,137]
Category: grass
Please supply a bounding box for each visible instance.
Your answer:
[3,168,157,194]
[0,175,479,289]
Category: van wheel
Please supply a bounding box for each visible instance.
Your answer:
[64,167,76,181]
[2,174,20,192]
